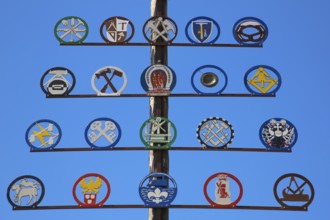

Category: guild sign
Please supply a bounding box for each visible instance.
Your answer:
[84,117,121,149]
[204,172,243,207]
[7,175,45,208]
[144,64,174,96]
[244,65,281,95]
[196,117,234,149]
[100,16,135,43]
[91,66,127,96]
[185,16,220,44]
[143,16,178,43]
[54,16,89,44]
[25,119,62,150]
[73,173,111,207]
[273,173,314,208]
[140,117,177,149]
[40,67,76,96]
[191,65,228,94]
[259,118,298,151]
[139,172,177,207]
[233,17,268,45]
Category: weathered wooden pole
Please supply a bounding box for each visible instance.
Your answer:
[149,0,169,220]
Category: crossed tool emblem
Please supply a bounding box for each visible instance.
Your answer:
[146,17,176,42]
[88,121,117,144]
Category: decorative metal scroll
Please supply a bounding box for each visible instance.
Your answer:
[25,119,62,150]
[143,16,178,43]
[72,173,111,207]
[191,65,228,94]
[259,118,298,151]
[84,117,121,149]
[7,175,45,208]
[139,172,177,207]
[203,172,243,207]
[274,173,314,208]
[244,65,281,95]
[185,16,220,44]
[196,117,234,149]
[233,17,268,45]
[100,16,135,43]
[54,16,88,44]
[40,67,76,96]
[91,66,128,96]
[140,117,177,149]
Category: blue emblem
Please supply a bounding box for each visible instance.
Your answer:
[192,20,212,43]
[185,16,220,44]
[139,173,177,207]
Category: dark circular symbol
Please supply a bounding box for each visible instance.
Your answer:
[25,119,62,150]
[259,118,298,151]
[40,67,76,96]
[233,17,268,45]
[200,72,219,87]
[274,173,314,208]
[196,117,234,149]
[54,16,89,44]
[143,16,178,43]
[185,16,220,44]
[100,16,135,44]
[203,172,243,207]
[7,175,45,208]
[139,172,177,207]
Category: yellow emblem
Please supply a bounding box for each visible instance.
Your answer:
[80,177,103,194]
[248,67,278,93]
[32,123,51,147]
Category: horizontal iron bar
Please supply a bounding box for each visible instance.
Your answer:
[13,204,306,211]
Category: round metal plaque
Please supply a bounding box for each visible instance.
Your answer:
[84,117,121,149]
[143,16,178,43]
[203,172,243,207]
[139,172,177,207]
[244,65,281,95]
[100,16,135,43]
[72,173,111,207]
[196,117,234,149]
[274,173,314,208]
[54,16,88,44]
[185,16,220,44]
[25,119,62,150]
[259,118,298,151]
[233,17,268,45]
[7,175,45,208]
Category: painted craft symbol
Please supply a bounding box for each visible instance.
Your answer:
[233,17,268,45]
[185,16,220,44]
[139,173,177,207]
[259,118,297,150]
[143,17,177,43]
[25,119,62,150]
[100,16,134,43]
[54,16,88,44]
[85,118,121,149]
[7,175,45,208]
[196,117,234,149]
[91,66,127,96]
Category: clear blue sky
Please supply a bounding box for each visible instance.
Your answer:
[1,0,329,219]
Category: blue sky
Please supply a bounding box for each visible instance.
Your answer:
[1,0,329,219]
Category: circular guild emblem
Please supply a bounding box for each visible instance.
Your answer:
[244,65,281,95]
[191,65,228,94]
[72,173,111,207]
[139,172,177,207]
[85,117,121,149]
[100,16,135,43]
[25,119,62,150]
[259,118,298,151]
[203,172,243,207]
[91,66,127,96]
[233,17,268,45]
[140,117,177,149]
[143,16,178,43]
[54,16,88,44]
[40,67,76,96]
[273,173,314,208]
[196,117,234,149]
[185,16,220,44]
[7,175,45,208]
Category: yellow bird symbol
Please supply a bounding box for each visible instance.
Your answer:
[79,177,103,194]
[32,123,51,147]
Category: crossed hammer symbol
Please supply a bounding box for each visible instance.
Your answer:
[95,68,123,93]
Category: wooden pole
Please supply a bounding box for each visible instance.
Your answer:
[149,0,169,220]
